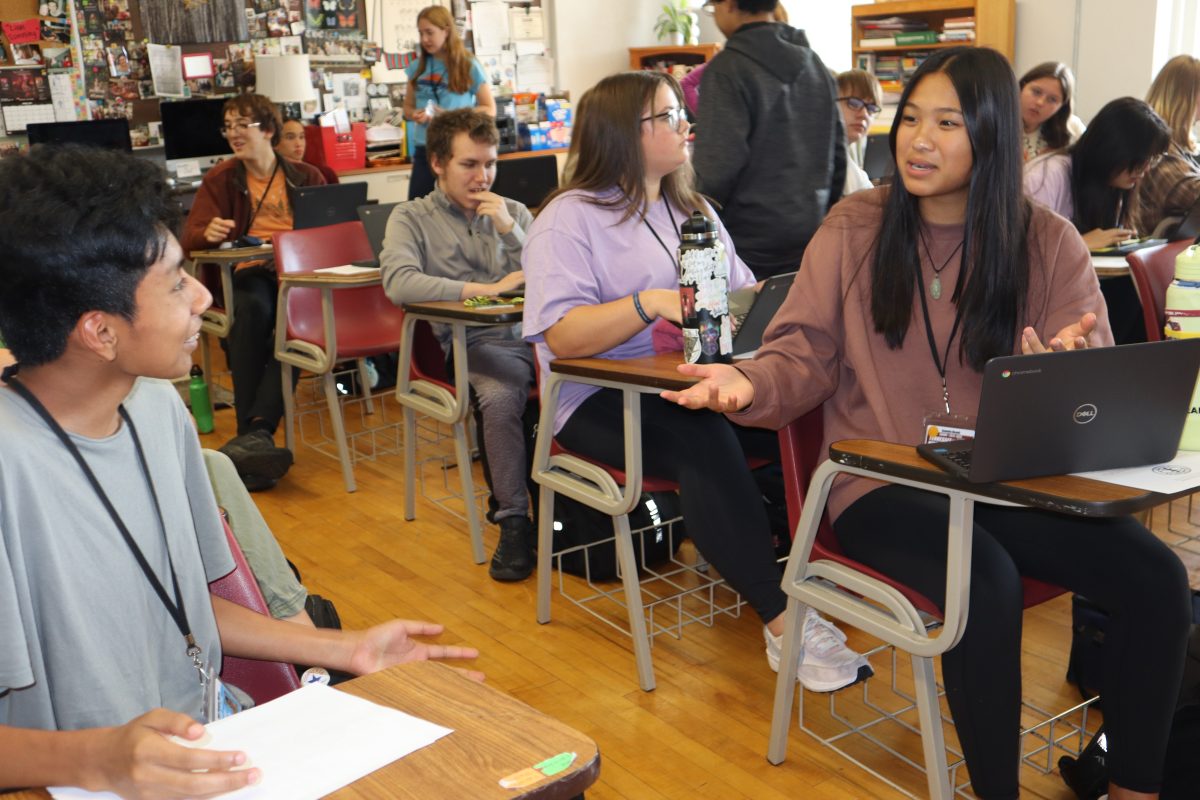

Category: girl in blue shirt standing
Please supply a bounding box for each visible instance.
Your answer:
[403,5,495,199]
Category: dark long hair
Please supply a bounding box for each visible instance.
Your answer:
[544,71,705,223]
[1069,97,1170,233]
[871,46,1029,371]
[1019,62,1076,150]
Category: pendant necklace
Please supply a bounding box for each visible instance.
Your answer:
[918,229,965,301]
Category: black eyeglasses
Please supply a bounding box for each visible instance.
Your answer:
[640,107,688,132]
[838,96,882,115]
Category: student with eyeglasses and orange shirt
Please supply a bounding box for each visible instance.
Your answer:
[181,94,325,491]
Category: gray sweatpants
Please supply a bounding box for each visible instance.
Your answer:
[463,328,536,521]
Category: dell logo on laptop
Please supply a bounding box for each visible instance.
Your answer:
[1073,403,1098,424]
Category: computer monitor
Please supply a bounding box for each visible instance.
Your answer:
[160,98,231,174]
[26,119,133,151]
[491,154,559,211]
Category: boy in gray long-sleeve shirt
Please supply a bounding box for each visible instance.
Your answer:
[381,109,538,582]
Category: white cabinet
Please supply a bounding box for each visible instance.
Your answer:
[340,168,412,205]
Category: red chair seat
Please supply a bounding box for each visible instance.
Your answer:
[209,518,302,705]
[779,407,1064,620]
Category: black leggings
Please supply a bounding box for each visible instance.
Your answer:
[834,485,1191,798]
[557,388,786,624]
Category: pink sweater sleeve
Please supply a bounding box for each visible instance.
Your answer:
[729,216,847,430]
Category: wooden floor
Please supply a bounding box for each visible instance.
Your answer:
[203,383,1200,800]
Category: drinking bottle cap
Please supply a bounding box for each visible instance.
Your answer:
[680,210,717,242]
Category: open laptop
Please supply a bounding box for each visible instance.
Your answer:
[917,339,1200,483]
[292,182,369,230]
[1168,193,1200,242]
[732,271,796,359]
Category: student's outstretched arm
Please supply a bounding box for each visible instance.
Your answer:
[211,597,483,680]
[0,711,256,798]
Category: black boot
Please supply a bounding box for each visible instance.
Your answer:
[489,516,534,582]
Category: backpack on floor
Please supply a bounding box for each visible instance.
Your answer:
[552,491,684,581]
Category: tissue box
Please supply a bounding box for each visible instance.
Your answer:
[544,98,572,127]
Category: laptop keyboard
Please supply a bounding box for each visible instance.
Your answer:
[940,447,973,472]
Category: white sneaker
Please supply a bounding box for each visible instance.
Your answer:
[764,608,873,693]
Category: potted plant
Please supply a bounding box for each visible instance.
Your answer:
[655,0,694,46]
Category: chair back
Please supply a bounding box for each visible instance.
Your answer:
[1126,240,1192,342]
[274,221,405,357]
[776,409,1063,618]
[410,317,452,386]
[209,518,302,704]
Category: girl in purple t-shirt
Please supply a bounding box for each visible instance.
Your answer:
[521,70,871,694]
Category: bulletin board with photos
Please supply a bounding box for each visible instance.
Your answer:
[0,0,374,146]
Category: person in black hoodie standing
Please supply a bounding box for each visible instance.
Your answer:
[693,0,845,280]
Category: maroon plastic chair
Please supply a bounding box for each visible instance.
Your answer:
[1125,240,1193,342]
[273,221,405,492]
[770,409,1066,797]
[777,408,1063,618]
[209,518,302,705]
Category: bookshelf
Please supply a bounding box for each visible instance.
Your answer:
[850,0,1015,133]
[629,44,721,72]
[851,0,1015,62]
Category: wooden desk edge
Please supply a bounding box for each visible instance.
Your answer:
[189,246,274,260]
[829,439,1176,517]
[401,300,523,324]
[278,272,383,287]
[549,353,697,393]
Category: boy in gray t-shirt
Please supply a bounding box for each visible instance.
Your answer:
[0,146,479,796]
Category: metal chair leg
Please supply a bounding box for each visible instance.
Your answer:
[537,485,556,624]
[403,405,417,521]
[322,370,357,493]
[912,654,952,799]
[356,357,375,415]
[613,512,656,692]
[453,419,485,565]
[281,362,296,452]
[767,596,804,764]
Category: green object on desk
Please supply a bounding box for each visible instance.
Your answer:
[463,295,524,307]
[534,751,577,776]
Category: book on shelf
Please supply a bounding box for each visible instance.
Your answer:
[859,15,928,31]
[860,36,896,48]
[938,31,977,42]
[943,16,976,28]
[893,31,938,45]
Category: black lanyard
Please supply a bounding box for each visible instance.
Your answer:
[2,366,202,666]
[643,199,680,274]
[912,247,965,414]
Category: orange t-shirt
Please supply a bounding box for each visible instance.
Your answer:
[246,170,293,242]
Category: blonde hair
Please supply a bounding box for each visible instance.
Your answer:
[415,5,472,95]
[1146,55,1200,152]
[836,69,882,107]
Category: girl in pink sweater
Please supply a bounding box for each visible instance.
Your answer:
[668,46,1188,800]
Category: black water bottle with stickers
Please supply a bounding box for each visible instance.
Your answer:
[677,211,732,364]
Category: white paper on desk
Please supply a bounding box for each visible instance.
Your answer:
[1073,450,1200,493]
[315,264,381,275]
[49,684,452,800]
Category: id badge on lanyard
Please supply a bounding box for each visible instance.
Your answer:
[201,661,245,722]
[922,410,976,444]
